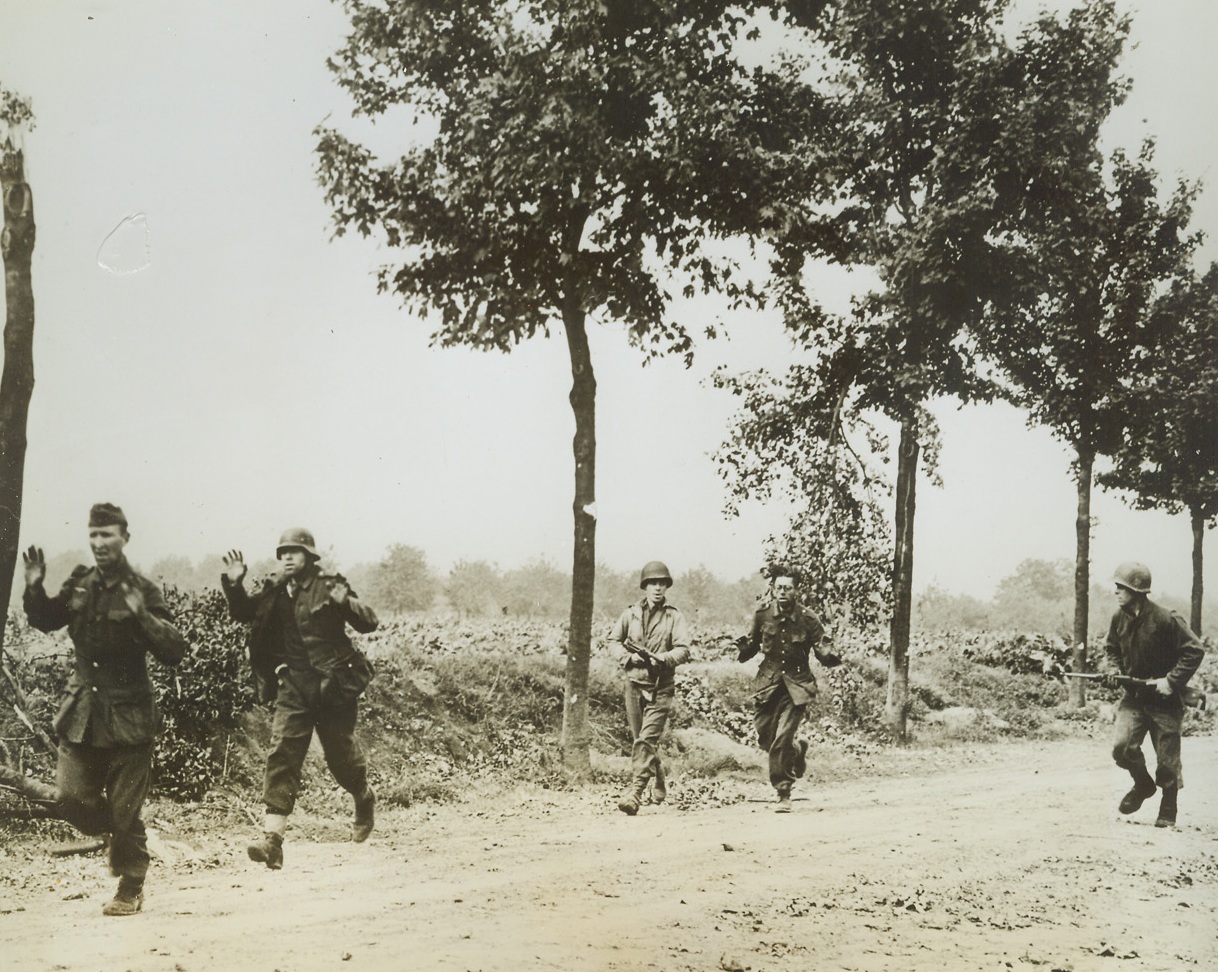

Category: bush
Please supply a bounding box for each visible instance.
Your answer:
[152,587,255,799]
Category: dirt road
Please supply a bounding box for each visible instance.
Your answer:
[3,736,1216,972]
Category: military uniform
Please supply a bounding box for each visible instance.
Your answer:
[608,597,691,808]
[24,558,187,888]
[739,600,836,798]
[1104,597,1204,814]
[223,562,378,822]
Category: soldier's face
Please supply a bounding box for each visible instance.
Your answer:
[1115,585,1135,609]
[89,524,128,569]
[279,548,310,576]
[643,581,668,607]
[773,576,796,608]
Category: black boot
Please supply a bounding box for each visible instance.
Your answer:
[1154,786,1178,828]
[353,786,376,843]
[1118,769,1156,815]
[102,875,144,917]
[247,831,284,869]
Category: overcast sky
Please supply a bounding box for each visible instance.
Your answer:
[1,0,1216,602]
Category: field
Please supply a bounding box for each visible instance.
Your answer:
[2,610,1216,971]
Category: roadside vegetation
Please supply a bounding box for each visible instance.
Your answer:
[3,583,1213,854]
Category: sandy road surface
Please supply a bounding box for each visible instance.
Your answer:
[3,736,1216,972]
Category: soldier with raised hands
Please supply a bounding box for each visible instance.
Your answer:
[736,565,840,812]
[221,527,379,869]
[22,502,188,916]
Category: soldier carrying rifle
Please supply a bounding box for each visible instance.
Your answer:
[608,561,691,815]
[1097,561,1205,828]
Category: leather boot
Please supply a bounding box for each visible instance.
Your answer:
[617,786,645,816]
[1155,786,1178,828]
[102,876,144,916]
[247,831,284,869]
[1118,769,1156,815]
[353,786,376,843]
[775,789,793,813]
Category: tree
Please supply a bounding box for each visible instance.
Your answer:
[980,1,1198,701]
[149,555,198,592]
[991,558,1074,636]
[316,1,819,773]
[445,559,503,619]
[502,559,570,619]
[732,0,1042,736]
[365,543,438,614]
[1098,263,1218,634]
[0,86,35,649]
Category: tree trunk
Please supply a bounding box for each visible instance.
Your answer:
[887,415,918,739]
[1189,504,1204,636]
[0,141,36,648]
[1069,448,1093,706]
[560,300,595,778]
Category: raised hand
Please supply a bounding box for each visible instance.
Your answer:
[328,577,350,605]
[22,546,46,588]
[222,550,247,585]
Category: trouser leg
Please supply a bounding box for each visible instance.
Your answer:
[629,692,673,791]
[315,697,368,797]
[1146,704,1184,791]
[56,741,111,836]
[104,743,153,881]
[756,687,805,794]
[263,675,317,816]
[1111,699,1154,786]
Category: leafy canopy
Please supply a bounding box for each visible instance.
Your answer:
[317,0,824,357]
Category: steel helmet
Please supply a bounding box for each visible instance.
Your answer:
[277,527,320,561]
[1113,561,1152,594]
[639,560,673,589]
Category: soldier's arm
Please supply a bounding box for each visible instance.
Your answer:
[128,580,189,666]
[656,610,692,668]
[1166,615,1205,691]
[736,610,762,663]
[1103,614,1124,673]
[221,573,258,623]
[343,592,379,634]
[23,568,81,633]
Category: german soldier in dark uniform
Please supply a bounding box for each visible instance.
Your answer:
[736,566,840,812]
[221,528,378,869]
[22,503,188,916]
[1104,561,1205,827]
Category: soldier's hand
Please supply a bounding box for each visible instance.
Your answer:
[817,650,843,668]
[1152,677,1173,697]
[1099,673,1120,690]
[119,580,147,616]
[222,550,247,585]
[329,578,350,605]
[21,546,46,588]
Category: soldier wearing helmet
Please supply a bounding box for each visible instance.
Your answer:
[1104,560,1204,827]
[221,528,379,868]
[735,565,841,812]
[607,560,691,815]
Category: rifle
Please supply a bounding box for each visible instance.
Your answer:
[623,640,664,675]
[1064,672,1206,709]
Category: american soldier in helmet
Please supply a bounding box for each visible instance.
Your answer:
[221,528,379,868]
[607,560,691,815]
[1104,560,1204,827]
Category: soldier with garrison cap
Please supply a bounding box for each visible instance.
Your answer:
[22,503,188,916]
[221,528,379,868]
[1103,560,1205,828]
[608,560,691,815]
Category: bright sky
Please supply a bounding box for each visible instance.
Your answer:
[1,0,1216,602]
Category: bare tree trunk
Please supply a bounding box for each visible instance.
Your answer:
[887,415,917,739]
[560,300,595,778]
[1190,504,1204,636]
[0,140,36,651]
[1069,449,1093,706]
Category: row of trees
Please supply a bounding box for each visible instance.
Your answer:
[312,0,1215,759]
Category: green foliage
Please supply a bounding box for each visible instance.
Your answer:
[361,543,439,614]
[151,587,255,799]
[445,559,504,618]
